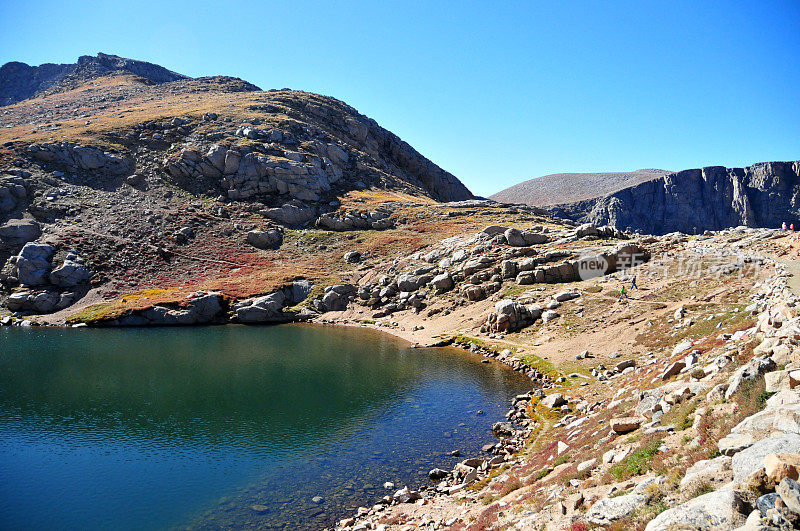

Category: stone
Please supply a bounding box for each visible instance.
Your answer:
[541,310,559,323]
[50,258,90,287]
[765,370,790,393]
[756,493,779,517]
[541,393,566,408]
[343,250,361,263]
[392,486,420,503]
[777,478,800,515]
[0,218,40,243]
[764,453,800,483]
[504,228,527,247]
[586,492,647,526]
[577,458,597,473]
[492,421,515,437]
[428,468,448,480]
[726,356,777,399]
[12,242,55,286]
[430,273,453,293]
[718,433,756,456]
[610,416,644,434]
[680,456,733,491]
[644,490,746,531]
[247,229,283,250]
[731,433,800,483]
[767,390,800,409]
[661,360,686,380]
[396,274,420,292]
[557,441,569,454]
[554,291,580,302]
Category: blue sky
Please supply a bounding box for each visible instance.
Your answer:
[1,1,798,196]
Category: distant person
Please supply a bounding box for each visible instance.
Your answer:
[792,223,796,231]
[783,221,788,231]
[631,275,638,290]
[619,285,627,301]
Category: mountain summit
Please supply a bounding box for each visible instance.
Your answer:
[0,52,190,106]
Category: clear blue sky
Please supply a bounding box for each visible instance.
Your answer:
[1,1,798,196]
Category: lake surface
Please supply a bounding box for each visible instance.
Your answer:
[0,324,530,530]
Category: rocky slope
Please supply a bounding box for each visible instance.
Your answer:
[0,52,188,106]
[491,169,670,206]
[549,161,800,234]
[0,52,474,323]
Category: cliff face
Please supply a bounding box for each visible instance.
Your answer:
[549,161,800,234]
[0,61,74,106]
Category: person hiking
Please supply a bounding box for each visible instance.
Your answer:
[783,221,788,231]
[619,285,627,301]
[631,275,638,290]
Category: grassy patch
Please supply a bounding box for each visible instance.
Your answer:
[608,437,663,481]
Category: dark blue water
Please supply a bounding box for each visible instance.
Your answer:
[0,323,529,529]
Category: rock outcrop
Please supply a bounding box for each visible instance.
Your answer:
[161,90,474,205]
[549,161,800,234]
[27,142,133,175]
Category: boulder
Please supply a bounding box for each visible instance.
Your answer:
[718,433,756,456]
[492,421,515,437]
[765,370,791,393]
[504,228,527,247]
[263,203,316,226]
[430,273,453,293]
[12,242,55,286]
[644,490,746,530]
[396,274,420,292]
[610,416,645,434]
[661,360,686,380]
[50,258,91,287]
[732,433,800,483]
[764,453,800,483]
[343,250,361,263]
[541,310,559,323]
[726,356,776,399]
[777,478,800,515]
[554,291,580,302]
[577,458,597,473]
[0,218,40,244]
[541,393,566,408]
[586,492,646,525]
[392,486,420,503]
[320,284,355,312]
[5,289,62,313]
[247,229,283,250]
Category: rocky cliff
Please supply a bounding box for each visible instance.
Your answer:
[0,52,188,106]
[549,161,800,234]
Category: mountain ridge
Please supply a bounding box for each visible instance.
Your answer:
[490,168,671,206]
[0,52,191,106]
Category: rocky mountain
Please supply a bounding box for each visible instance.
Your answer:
[0,52,474,317]
[491,169,670,206]
[0,52,189,106]
[549,161,800,234]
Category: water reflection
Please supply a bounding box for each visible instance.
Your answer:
[0,324,529,529]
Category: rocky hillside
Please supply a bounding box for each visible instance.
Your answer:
[491,169,670,206]
[0,52,188,106]
[549,161,800,235]
[0,52,474,321]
